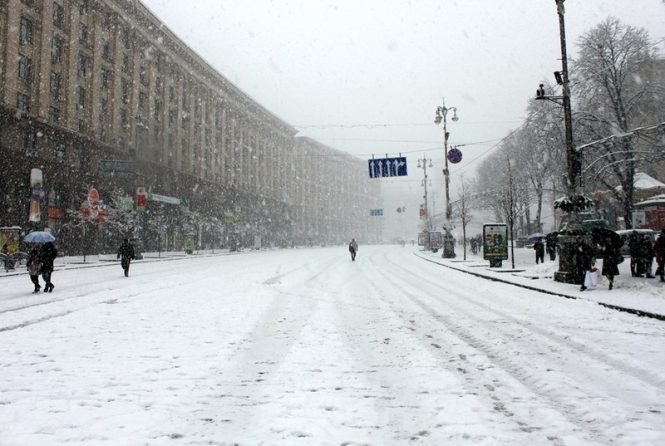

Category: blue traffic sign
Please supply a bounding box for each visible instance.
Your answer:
[368,157,408,178]
[447,148,463,164]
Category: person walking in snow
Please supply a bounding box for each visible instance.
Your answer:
[637,234,655,278]
[349,238,358,261]
[654,229,665,282]
[39,242,57,292]
[27,244,42,293]
[573,235,594,291]
[602,236,621,291]
[117,238,136,277]
[533,238,545,264]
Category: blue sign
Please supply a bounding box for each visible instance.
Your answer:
[368,157,408,178]
[370,209,384,216]
[447,148,463,164]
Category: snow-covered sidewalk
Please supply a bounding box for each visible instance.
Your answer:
[416,246,665,319]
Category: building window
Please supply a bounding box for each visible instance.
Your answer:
[23,131,36,155]
[79,0,88,14]
[100,68,109,90]
[138,91,147,111]
[154,99,162,120]
[75,86,86,108]
[50,72,61,96]
[20,16,34,45]
[119,108,128,128]
[55,144,66,161]
[17,93,30,112]
[102,12,112,30]
[77,119,85,133]
[120,79,129,103]
[101,39,111,60]
[51,36,63,62]
[78,23,88,44]
[121,28,130,49]
[53,3,64,28]
[49,106,60,123]
[18,55,32,81]
[121,53,129,73]
[99,98,107,121]
[169,86,175,103]
[139,66,148,85]
[154,76,161,93]
[77,53,91,77]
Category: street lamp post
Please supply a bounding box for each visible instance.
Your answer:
[435,97,458,258]
[417,156,433,249]
[536,0,585,283]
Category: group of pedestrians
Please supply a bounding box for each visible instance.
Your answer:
[25,238,136,293]
[26,242,57,293]
[628,231,657,278]
[532,235,558,264]
[574,228,665,291]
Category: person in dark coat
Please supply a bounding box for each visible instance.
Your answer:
[637,235,655,278]
[654,229,665,282]
[573,235,594,291]
[348,238,358,261]
[602,236,621,290]
[533,238,545,264]
[545,234,557,261]
[27,244,42,293]
[39,242,57,292]
[628,231,640,277]
[117,238,136,277]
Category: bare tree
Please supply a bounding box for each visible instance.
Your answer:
[572,17,664,228]
[453,174,474,260]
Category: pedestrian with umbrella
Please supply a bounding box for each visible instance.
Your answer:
[39,241,57,292]
[573,235,594,291]
[592,228,623,291]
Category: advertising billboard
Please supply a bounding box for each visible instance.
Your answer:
[483,224,508,261]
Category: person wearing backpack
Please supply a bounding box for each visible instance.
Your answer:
[348,238,358,261]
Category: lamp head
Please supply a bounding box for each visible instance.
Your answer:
[434,116,442,125]
[451,109,459,122]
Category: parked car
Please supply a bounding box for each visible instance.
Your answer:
[615,229,657,256]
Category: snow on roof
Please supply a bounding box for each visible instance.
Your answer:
[635,193,665,207]
[615,172,665,191]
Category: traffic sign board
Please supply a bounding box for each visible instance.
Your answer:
[447,148,463,164]
[368,157,408,178]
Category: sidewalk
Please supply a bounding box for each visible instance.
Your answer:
[415,246,665,321]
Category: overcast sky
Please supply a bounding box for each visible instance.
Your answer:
[139,0,664,233]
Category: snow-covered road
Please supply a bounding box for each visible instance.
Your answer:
[1,245,664,445]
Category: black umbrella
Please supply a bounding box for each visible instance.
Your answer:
[591,228,622,248]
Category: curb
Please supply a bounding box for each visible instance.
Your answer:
[415,252,665,322]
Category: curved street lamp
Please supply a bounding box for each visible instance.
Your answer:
[435,97,458,258]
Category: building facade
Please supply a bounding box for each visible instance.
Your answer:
[0,0,380,252]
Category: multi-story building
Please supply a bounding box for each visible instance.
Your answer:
[0,0,380,252]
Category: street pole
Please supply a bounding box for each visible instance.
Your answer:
[435,97,458,258]
[418,156,433,249]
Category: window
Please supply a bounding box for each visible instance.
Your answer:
[79,0,88,14]
[101,39,111,60]
[77,119,85,133]
[17,93,30,112]
[18,55,31,81]
[23,131,36,155]
[121,53,129,73]
[119,108,128,128]
[120,79,129,103]
[54,144,66,161]
[20,16,34,45]
[53,3,64,28]
[169,86,175,102]
[51,36,63,62]
[99,98,107,121]
[50,72,61,96]
[49,106,60,123]
[102,12,112,30]
[121,28,130,49]
[100,68,109,90]
[154,76,161,93]
[138,91,146,111]
[78,23,88,43]
[154,99,162,120]
[139,66,148,85]
[75,86,86,108]
[77,53,91,78]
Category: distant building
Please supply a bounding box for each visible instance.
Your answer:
[0,0,380,251]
